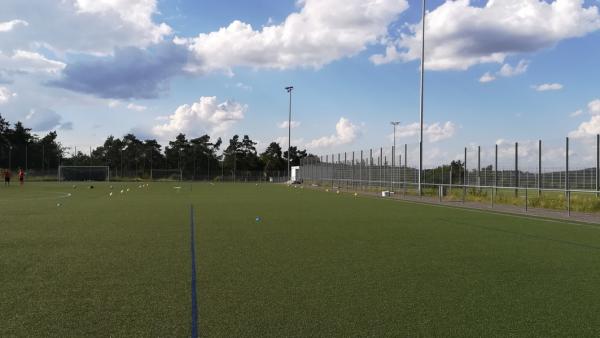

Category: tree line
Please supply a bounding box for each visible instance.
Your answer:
[0,113,316,178]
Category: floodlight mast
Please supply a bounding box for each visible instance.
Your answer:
[390,121,401,150]
[418,0,426,196]
[285,86,294,182]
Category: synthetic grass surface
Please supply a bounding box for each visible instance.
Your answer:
[2,182,600,336]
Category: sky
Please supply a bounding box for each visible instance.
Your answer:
[1,0,600,168]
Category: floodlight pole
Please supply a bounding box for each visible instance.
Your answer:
[391,122,400,193]
[285,86,294,182]
[418,0,426,196]
[390,121,401,150]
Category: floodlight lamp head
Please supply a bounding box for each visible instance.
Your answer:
[285,86,294,92]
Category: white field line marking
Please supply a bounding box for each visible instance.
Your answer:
[0,191,71,202]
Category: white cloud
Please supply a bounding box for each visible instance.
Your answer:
[153,96,246,138]
[570,99,600,138]
[127,103,147,112]
[371,0,600,70]
[570,115,600,138]
[479,72,496,83]
[589,99,600,115]
[480,59,529,83]
[395,121,457,143]
[278,120,301,129]
[275,136,305,147]
[0,0,171,55]
[24,108,71,131]
[108,100,120,108]
[498,60,529,77]
[570,109,583,117]
[178,0,409,73]
[0,50,65,74]
[0,19,28,33]
[0,87,17,104]
[532,83,563,91]
[235,82,252,91]
[306,117,360,148]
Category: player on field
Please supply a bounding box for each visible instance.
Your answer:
[18,168,24,186]
[3,169,11,186]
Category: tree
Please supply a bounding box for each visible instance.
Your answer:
[223,135,261,178]
[260,142,285,173]
[165,133,190,170]
[283,146,309,166]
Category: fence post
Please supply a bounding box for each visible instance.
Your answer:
[352,151,355,191]
[525,180,528,212]
[360,150,363,191]
[391,146,395,193]
[450,165,453,193]
[538,140,542,197]
[380,147,383,192]
[493,144,498,206]
[325,155,328,187]
[344,152,347,191]
[332,153,335,189]
[321,155,324,186]
[463,147,467,203]
[515,142,519,198]
[596,134,600,197]
[369,149,373,191]
[404,144,408,196]
[566,137,570,216]
[477,145,481,192]
[337,153,341,189]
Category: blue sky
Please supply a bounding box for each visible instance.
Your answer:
[1,0,600,167]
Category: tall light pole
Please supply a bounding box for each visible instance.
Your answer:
[390,121,401,150]
[418,0,427,196]
[285,86,294,182]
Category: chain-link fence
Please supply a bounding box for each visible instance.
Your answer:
[299,136,600,215]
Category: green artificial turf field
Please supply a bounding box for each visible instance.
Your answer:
[2,182,600,336]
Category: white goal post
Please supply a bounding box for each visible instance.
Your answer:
[150,169,183,181]
[58,166,110,182]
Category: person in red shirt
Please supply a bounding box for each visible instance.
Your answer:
[18,168,24,186]
[3,169,11,186]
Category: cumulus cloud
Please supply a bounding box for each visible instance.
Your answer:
[178,0,409,73]
[127,103,147,112]
[235,82,252,91]
[394,121,457,143]
[0,19,28,33]
[589,99,600,114]
[0,50,65,75]
[153,96,246,138]
[498,60,529,77]
[0,0,171,55]
[371,0,600,70]
[479,72,496,83]
[275,136,305,147]
[49,42,188,99]
[0,86,17,103]
[278,121,301,129]
[570,109,583,117]
[24,108,71,132]
[479,59,529,83]
[532,83,563,91]
[570,116,600,138]
[569,99,600,138]
[306,117,360,148]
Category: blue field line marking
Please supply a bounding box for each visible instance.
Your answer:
[190,205,199,337]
